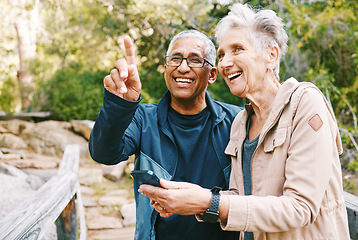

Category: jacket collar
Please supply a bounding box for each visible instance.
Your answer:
[259,78,300,140]
[269,77,300,119]
[157,90,224,128]
[240,78,301,144]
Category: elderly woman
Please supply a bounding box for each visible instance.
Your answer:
[140,3,350,239]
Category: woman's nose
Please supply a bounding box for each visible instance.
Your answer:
[220,55,234,69]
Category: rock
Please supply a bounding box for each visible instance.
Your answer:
[86,207,123,230]
[0,162,45,190]
[0,153,22,161]
[0,173,36,220]
[98,195,130,207]
[101,161,128,181]
[88,228,135,240]
[82,195,97,207]
[121,202,136,227]
[20,120,88,156]
[71,120,94,141]
[87,215,123,230]
[0,148,27,155]
[0,133,28,150]
[3,119,35,135]
[107,189,129,196]
[22,168,58,181]
[0,162,28,178]
[0,163,45,216]
[79,168,103,186]
[0,125,8,133]
[6,159,58,169]
[25,174,46,190]
[80,185,96,195]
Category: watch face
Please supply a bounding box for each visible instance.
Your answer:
[202,211,220,223]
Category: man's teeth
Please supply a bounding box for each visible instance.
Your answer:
[228,72,242,80]
[175,78,193,83]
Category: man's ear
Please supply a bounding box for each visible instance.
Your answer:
[208,67,217,85]
[266,45,279,69]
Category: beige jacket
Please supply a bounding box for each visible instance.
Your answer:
[222,78,350,239]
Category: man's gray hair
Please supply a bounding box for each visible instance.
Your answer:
[215,3,288,78]
[167,30,216,67]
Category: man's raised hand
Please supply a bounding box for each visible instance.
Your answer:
[103,36,141,101]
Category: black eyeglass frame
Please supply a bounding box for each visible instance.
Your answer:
[165,56,213,68]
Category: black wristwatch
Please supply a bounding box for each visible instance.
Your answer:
[202,186,222,223]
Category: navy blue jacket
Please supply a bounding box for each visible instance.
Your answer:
[89,89,242,240]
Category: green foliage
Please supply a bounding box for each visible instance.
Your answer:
[282,0,358,125]
[0,0,357,125]
[0,76,19,113]
[348,158,358,173]
[45,69,106,121]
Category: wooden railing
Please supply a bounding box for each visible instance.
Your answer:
[0,144,86,240]
[345,191,358,240]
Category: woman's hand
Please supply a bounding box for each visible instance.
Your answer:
[139,179,212,216]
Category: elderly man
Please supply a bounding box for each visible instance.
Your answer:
[89,30,241,240]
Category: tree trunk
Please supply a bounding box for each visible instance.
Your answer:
[14,1,39,111]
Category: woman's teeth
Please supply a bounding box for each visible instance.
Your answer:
[228,72,242,80]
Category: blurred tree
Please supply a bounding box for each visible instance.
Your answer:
[1,0,41,111]
[0,0,357,127]
[281,0,358,129]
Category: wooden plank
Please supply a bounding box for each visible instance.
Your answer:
[0,112,51,121]
[0,173,78,240]
[344,191,358,240]
[58,144,79,175]
[76,183,88,240]
[0,144,80,240]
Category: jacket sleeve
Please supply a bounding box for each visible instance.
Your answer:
[222,87,342,232]
[88,89,142,165]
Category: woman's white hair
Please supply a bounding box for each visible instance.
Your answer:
[167,30,216,67]
[215,3,288,78]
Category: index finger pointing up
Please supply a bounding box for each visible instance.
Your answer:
[123,35,136,65]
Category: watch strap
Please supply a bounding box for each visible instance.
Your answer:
[202,186,222,223]
[208,186,221,212]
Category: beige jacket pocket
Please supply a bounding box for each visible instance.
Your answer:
[263,127,287,153]
[225,139,239,157]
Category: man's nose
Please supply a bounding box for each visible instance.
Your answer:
[177,59,191,72]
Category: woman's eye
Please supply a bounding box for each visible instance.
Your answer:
[218,53,224,60]
[234,47,243,52]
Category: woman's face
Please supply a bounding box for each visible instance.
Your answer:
[217,28,268,98]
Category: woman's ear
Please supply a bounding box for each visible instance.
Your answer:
[266,45,279,69]
[208,67,217,85]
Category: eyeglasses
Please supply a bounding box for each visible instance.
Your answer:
[165,56,213,68]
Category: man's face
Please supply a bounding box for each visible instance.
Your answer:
[164,37,216,106]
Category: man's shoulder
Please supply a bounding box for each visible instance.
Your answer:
[212,100,243,114]
[136,102,160,114]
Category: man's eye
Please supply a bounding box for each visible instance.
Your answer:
[171,57,182,62]
[190,58,202,63]
[218,53,224,60]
